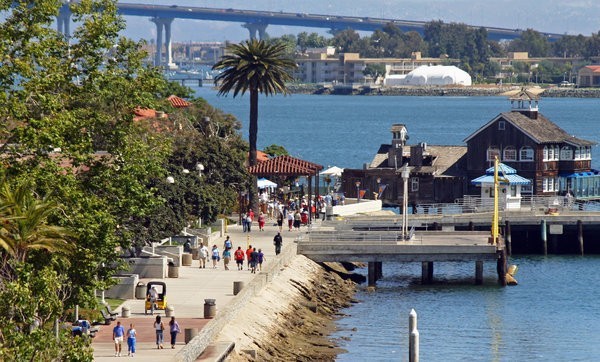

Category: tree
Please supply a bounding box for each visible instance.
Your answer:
[363,63,386,81]
[263,144,289,157]
[212,40,296,210]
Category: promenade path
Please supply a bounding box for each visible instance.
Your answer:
[92,217,305,361]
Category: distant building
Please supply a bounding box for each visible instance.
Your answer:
[577,65,600,87]
[384,65,472,86]
[293,52,458,84]
[464,88,599,199]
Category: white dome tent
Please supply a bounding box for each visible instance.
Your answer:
[386,65,472,86]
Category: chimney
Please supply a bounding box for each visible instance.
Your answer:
[410,144,423,166]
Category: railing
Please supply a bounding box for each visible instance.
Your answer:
[306,231,406,243]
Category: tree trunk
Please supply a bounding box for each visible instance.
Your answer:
[248,89,259,214]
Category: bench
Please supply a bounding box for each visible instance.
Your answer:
[104,304,119,318]
[100,309,116,325]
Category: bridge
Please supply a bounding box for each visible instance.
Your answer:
[54,2,564,68]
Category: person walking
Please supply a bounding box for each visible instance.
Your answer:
[224,235,232,250]
[257,248,265,271]
[169,317,181,349]
[273,232,283,255]
[246,245,253,269]
[112,320,125,357]
[249,247,259,274]
[246,212,253,232]
[294,210,302,230]
[287,211,293,231]
[258,212,266,231]
[276,211,283,232]
[234,246,245,270]
[154,315,165,349]
[241,212,248,232]
[222,247,231,270]
[211,245,220,269]
[126,323,137,357]
[199,243,208,268]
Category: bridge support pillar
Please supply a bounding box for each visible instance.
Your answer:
[368,262,376,287]
[243,22,268,40]
[57,4,71,38]
[577,220,584,255]
[375,262,383,280]
[421,262,433,284]
[475,261,483,285]
[151,17,176,69]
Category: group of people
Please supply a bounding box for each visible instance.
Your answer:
[112,316,182,356]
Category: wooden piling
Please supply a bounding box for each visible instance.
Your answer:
[497,250,507,286]
[541,219,547,255]
[577,220,584,255]
[475,261,483,285]
[421,261,433,284]
[505,220,512,256]
[368,262,376,286]
[375,261,383,280]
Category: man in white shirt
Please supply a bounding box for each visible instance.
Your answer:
[199,243,209,268]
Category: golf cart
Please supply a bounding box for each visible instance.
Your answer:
[145,281,167,315]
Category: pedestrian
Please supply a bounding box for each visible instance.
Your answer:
[246,213,253,232]
[273,232,283,255]
[112,320,125,357]
[199,243,208,268]
[294,210,302,230]
[241,212,247,232]
[169,317,181,349]
[148,286,159,315]
[246,245,253,269]
[250,247,259,274]
[287,211,293,231]
[154,315,165,349]
[211,245,220,269]
[257,248,265,271]
[276,211,283,232]
[258,212,266,231]
[224,235,232,250]
[183,238,192,253]
[126,323,137,357]
[222,247,231,270]
[234,246,245,270]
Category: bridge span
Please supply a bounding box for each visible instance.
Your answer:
[54,2,563,68]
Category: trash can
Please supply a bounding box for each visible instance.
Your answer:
[165,305,175,317]
[191,247,199,260]
[203,299,216,319]
[121,306,130,318]
[233,281,245,296]
[325,206,333,220]
[135,282,146,300]
[168,262,179,278]
[182,253,192,266]
[184,328,198,344]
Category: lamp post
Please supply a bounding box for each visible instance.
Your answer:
[196,162,204,177]
[401,165,410,240]
[376,177,381,200]
[355,180,361,203]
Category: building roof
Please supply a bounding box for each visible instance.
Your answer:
[247,155,323,177]
[582,65,600,73]
[471,162,531,185]
[463,111,596,146]
[369,144,467,177]
[167,95,191,108]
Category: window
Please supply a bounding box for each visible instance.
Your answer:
[542,177,558,192]
[543,146,549,161]
[586,146,592,159]
[560,146,573,160]
[498,121,505,130]
[411,177,419,192]
[510,185,517,197]
[520,146,534,161]
[487,147,500,161]
[503,146,517,161]
[521,181,533,194]
[575,147,581,159]
[554,146,560,160]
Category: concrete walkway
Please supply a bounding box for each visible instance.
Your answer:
[92,218,309,361]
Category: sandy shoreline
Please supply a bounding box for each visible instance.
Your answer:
[218,255,357,361]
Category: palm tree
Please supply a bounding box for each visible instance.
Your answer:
[212,39,297,211]
[0,181,74,267]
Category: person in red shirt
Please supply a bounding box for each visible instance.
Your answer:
[245,245,253,269]
[234,246,245,270]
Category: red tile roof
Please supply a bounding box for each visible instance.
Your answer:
[167,95,191,108]
[584,65,600,73]
[248,155,323,176]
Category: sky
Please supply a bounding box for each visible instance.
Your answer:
[121,0,600,42]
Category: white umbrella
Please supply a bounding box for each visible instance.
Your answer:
[257,177,277,190]
[320,166,344,177]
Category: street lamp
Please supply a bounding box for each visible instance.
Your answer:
[376,177,381,200]
[355,180,361,203]
[196,162,204,177]
[401,165,410,240]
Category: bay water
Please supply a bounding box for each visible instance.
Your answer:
[194,86,600,361]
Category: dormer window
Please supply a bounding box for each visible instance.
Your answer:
[498,121,506,130]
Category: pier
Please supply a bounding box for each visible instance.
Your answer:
[297,228,507,286]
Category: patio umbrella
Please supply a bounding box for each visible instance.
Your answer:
[257,177,277,190]
[319,166,344,177]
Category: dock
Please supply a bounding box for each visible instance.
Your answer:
[298,227,507,286]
